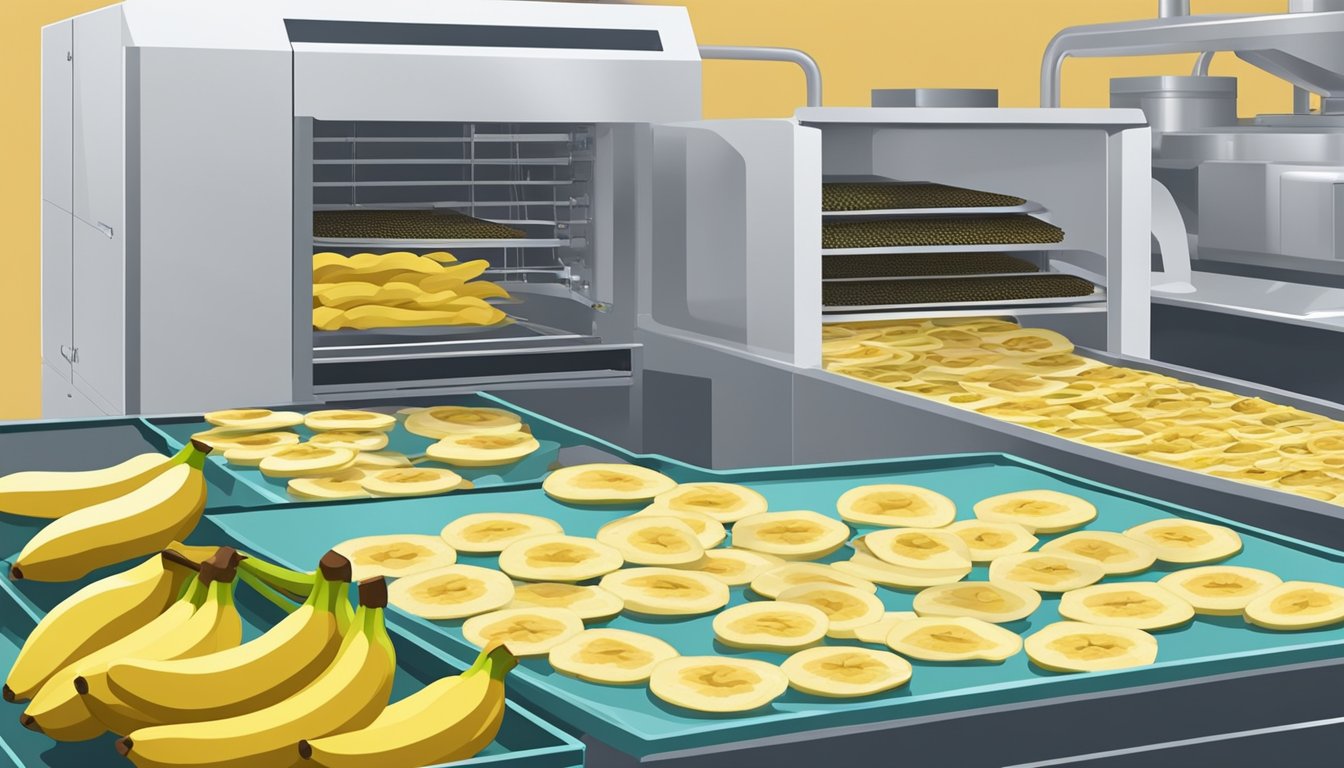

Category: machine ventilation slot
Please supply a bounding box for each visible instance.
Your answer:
[284,19,663,52]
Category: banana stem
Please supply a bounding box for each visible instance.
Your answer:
[237,568,302,615]
[237,558,316,599]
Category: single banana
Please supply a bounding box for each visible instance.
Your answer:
[3,552,195,703]
[298,642,517,768]
[10,441,212,582]
[118,577,396,768]
[105,552,354,723]
[237,556,318,600]
[0,445,192,519]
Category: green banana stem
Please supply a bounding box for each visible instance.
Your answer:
[179,575,210,607]
[236,558,316,599]
[470,643,519,681]
[237,568,302,615]
[170,440,213,471]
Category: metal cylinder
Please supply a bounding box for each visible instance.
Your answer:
[1110,76,1237,148]
[1159,0,1191,17]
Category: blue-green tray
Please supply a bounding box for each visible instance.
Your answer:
[207,452,1344,758]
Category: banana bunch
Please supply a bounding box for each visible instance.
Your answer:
[312,252,511,331]
[7,441,214,582]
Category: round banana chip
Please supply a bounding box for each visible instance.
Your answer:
[1059,582,1194,630]
[825,344,898,366]
[508,582,624,621]
[713,601,829,651]
[676,549,783,586]
[632,507,727,549]
[543,464,678,505]
[192,430,300,452]
[959,369,1069,401]
[973,490,1097,534]
[1123,519,1242,564]
[308,429,391,452]
[912,581,1042,624]
[835,541,971,589]
[886,616,1022,662]
[426,431,541,467]
[203,408,304,432]
[287,468,370,500]
[596,516,705,566]
[835,484,956,528]
[730,511,851,561]
[360,467,464,497]
[650,656,788,713]
[1244,581,1344,630]
[462,607,584,656]
[988,552,1105,593]
[387,564,515,620]
[646,482,768,524]
[259,444,358,478]
[549,628,678,685]
[1025,621,1158,673]
[862,528,972,572]
[749,562,877,600]
[304,409,396,433]
[223,443,293,467]
[440,513,564,554]
[333,534,459,581]
[599,568,729,616]
[1040,531,1158,576]
[1157,566,1283,615]
[498,535,624,583]
[979,327,1074,357]
[404,406,524,439]
[352,451,413,469]
[853,612,918,645]
[944,520,1038,563]
[782,646,912,699]
[777,583,886,639]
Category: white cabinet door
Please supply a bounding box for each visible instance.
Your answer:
[72,218,125,413]
[72,8,123,235]
[42,20,73,212]
[42,200,74,381]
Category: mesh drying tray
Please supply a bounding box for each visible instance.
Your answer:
[822,182,1027,212]
[823,274,1099,310]
[822,252,1038,280]
[313,209,526,241]
[822,215,1065,251]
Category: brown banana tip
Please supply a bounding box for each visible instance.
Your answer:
[297,740,313,760]
[319,551,353,582]
[201,547,240,584]
[357,576,388,609]
[73,677,89,695]
[19,714,41,733]
[116,737,133,756]
[9,565,22,581]
[190,438,214,454]
[160,549,202,572]
[2,684,15,703]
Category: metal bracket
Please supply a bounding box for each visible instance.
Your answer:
[95,221,115,238]
[66,51,73,62]
[60,345,79,364]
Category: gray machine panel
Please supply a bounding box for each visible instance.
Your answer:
[72,7,124,235]
[72,220,125,412]
[40,201,73,384]
[41,20,73,213]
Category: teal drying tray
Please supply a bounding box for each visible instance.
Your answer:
[207,451,1344,758]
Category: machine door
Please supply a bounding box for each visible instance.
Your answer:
[42,20,73,213]
[72,8,123,237]
[649,119,822,367]
[72,221,124,414]
[41,201,74,384]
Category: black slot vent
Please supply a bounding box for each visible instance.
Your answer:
[285,19,663,52]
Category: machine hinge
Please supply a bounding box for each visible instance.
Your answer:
[60,345,79,364]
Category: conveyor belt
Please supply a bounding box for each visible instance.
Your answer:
[822,182,1026,212]
[822,252,1038,280]
[822,274,1096,308]
[314,209,526,240]
[822,215,1064,250]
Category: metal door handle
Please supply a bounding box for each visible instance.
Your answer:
[60,345,79,364]
[95,221,114,238]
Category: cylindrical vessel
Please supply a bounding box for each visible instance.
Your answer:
[1110,76,1237,149]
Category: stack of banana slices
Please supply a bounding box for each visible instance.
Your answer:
[822,317,1344,506]
[312,251,511,331]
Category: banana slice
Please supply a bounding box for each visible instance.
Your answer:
[190,430,299,452]
[440,512,564,554]
[508,582,624,621]
[973,490,1097,533]
[713,601,829,651]
[258,444,358,478]
[959,369,1069,401]
[498,535,623,582]
[387,564,515,620]
[403,406,523,439]
[287,468,371,500]
[360,467,464,497]
[646,482,768,524]
[303,409,396,432]
[352,451,413,469]
[1025,621,1158,673]
[836,484,956,528]
[980,327,1074,357]
[333,534,458,581]
[203,408,304,432]
[596,516,705,566]
[632,507,727,548]
[1040,531,1158,575]
[835,539,971,589]
[862,528,972,572]
[543,464,678,505]
[988,552,1105,593]
[462,607,584,656]
[1123,519,1243,564]
[223,443,293,467]
[599,568,730,616]
[549,629,678,685]
[782,647,912,698]
[731,510,851,561]
[425,431,541,467]
[1244,581,1344,630]
[675,548,782,586]
[886,617,1022,662]
[945,520,1038,563]
[777,583,886,638]
[1157,566,1283,615]
[913,581,1042,624]
[853,612,918,644]
[1059,582,1194,630]
[650,656,788,713]
[749,562,877,600]
[308,429,391,452]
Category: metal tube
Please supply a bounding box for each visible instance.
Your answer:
[1160,0,1192,17]
[698,45,823,107]
[1192,50,1215,76]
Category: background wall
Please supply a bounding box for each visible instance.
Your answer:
[0,0,1293,419]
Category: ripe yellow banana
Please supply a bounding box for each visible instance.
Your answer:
[105,552,354,723]
[298,642,517,768]
[10,441,212,582]
[0,445,193,519]
[3,552,195,703]
[118,576,397,768]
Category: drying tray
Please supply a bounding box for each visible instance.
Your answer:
[822,215,1064,251]
[822,274,1102,311]
[821,182,1027,213]
[205,451,1344,759]
[0,531,585,768]
[821,252,1039,281]
[314,209,525,241]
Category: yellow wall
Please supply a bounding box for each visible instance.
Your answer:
[0,0,1295,418]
